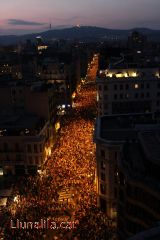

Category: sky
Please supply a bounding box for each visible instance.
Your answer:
[0,0,160,35]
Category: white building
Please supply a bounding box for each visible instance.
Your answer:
[96,68,160,116]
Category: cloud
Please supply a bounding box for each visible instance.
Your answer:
[8,19,45,26]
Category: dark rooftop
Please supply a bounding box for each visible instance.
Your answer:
[0,114,46,136]
[99,113,159,141]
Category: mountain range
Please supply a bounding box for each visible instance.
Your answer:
[0,26,160,45]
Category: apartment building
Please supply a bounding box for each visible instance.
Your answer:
[94,113,160,233]
[0,113,53,175]
[0,80,57,124]
[96,68,160,116]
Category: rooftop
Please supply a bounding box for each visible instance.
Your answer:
[97,67,160,80]
[128,226,160,240]
[139,131,160,166]
[0,114,46,136]
[97,113,160,142]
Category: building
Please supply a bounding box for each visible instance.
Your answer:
[117,129,160,239]
[94,113,160,234]
[128,226,160,240]
[0,79,57,124]
[0,113,53,175]
[96,68,160,116]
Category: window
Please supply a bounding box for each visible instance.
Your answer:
[120,84,123,90]
[120,94,123,99]
[114,94,117,100]
[104,104,108,109]
[141,83,144,89]
[39,144,42,152]
[100,184,106,194]
[34,144,38,153]
[125,94,129,99]
[146,83,150,89]
[146,92,150,98]
[15,143,20,151]
[104,85,108,91]
[135,93,138,98]
[157,92,160,97]
[100,198,107,213]
[114,84,117,90]
[27,144,32,153]
[125,84,129,90]
[35,156,39,165]
[99,85,102,91]
[115,152,118,161]
[104,95,108,100]
[157,101,160,106]
[141,93,144,98]
[101,160,106,170]
[16,154,22,162]
[114,188,117,198]
[28,156,33,164]
[3,142,8,151]
[134,84,139,89]
[101,172,106,181]
[158,83,160,89]
[101,150,105,158]
[12,89,16,96]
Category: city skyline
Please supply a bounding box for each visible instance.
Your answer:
[0,0,160,35]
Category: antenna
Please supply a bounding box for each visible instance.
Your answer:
[49,18,52,30]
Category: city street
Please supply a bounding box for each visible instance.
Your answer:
[3,55,114,239]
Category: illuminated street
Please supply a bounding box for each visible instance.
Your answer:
[3,56,114,239]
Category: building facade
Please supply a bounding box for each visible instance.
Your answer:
[96,68,160,116]
[0,114,53,175]
[95,113,160,235]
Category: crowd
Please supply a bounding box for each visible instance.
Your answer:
[2,80,114,239]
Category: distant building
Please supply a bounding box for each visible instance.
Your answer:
[127,31,148,53]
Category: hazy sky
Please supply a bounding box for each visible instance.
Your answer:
[0,0,160,35]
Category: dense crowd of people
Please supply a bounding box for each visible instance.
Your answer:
[2,67,115,239]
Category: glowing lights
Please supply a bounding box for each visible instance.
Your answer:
[0,169,3,176]
[81,79,85,84]
[45,147,51,157]
[6,83,111,239]
[38,45,48,51]
[55,122,60,132]
[131,72,137,77]
[134,83,139,89]
[14,196,19,203]
[116,73,123,78]
[72,92,76,99]
[155,72,160,78]
[25,129,29,134]
[97,92,99,102]
[102,70,139,78]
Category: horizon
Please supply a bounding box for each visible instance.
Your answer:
[0,25,160,37]
[0,0,160,35]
